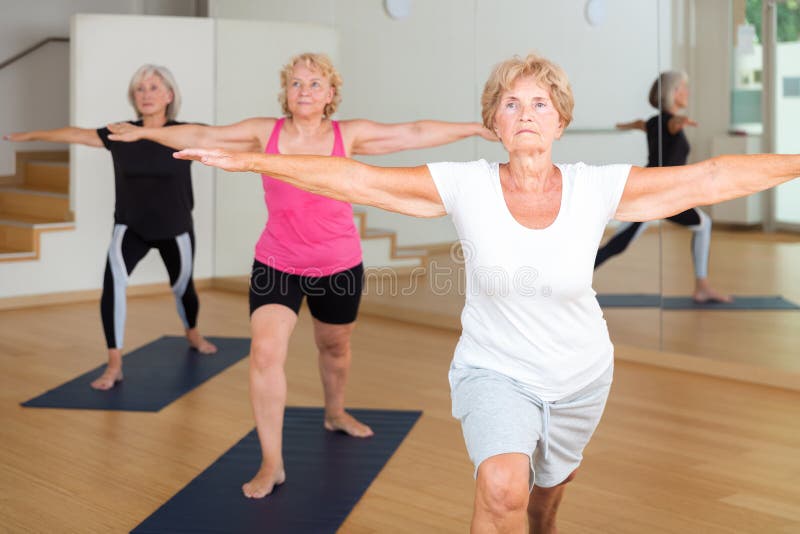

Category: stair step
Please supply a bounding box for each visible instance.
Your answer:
[0,188,71,222]
[394,247,427,258]
[0,248,37,260]
[0,223,34,252]
[0,214,73,226]
[24,161,69,194]
[363,228,395,238]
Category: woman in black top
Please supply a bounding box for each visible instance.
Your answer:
[595,70,731,303]
[5,64,217,389]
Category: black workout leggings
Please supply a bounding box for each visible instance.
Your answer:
[100,225,198,349]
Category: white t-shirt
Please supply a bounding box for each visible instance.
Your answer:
[428,159,631,401]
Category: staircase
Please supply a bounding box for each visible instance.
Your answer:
[353,208,428,272]
[0,151,74,261]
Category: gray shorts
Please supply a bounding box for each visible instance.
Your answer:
[450,363,613,489]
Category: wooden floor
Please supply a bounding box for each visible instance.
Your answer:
[2,290,799,532]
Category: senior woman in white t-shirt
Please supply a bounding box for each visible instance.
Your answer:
[173,54,800,533]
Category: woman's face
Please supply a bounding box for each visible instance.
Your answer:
[674,79,690,109]
[133,74,173,118]
[286,63,334,118]
[493,76,563,154]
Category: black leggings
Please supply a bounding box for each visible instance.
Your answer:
[595,208,712,278]
[100,225,198,349]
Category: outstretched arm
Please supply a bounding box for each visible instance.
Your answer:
[616,154,800,222]
[174,148,445,218]
[107,117,272,152]
[615,120,646,131]
[4,127,103,147]
[343,119,495,156]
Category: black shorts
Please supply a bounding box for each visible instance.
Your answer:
[249,259,364,325]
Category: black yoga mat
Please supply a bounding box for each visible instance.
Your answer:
[132,407,422,534]
[22,336,250,412]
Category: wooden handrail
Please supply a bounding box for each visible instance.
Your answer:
[0,37,69,71]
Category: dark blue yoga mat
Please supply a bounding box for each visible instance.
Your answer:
[131,407,422,534]
[597,294,662,307]
[662,295,800,310]
[22,336,250,412]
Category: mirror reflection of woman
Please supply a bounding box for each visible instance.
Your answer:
[172,53,800,532]
[601,71,732,303]
[4,65,217,391]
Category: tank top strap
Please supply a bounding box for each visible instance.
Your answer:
[330,120,346,157]
[265,117,285,154]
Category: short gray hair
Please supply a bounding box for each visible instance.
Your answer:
[127,64,181,121]
[649,70,688,110]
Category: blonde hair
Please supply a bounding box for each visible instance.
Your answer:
[127,64,181,121]
[481,53,574,131]
[278,53,342,118]
[648,70,689,110]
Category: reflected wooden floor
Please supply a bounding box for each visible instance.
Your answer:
[596,225,800,373]
[1,290,799,532]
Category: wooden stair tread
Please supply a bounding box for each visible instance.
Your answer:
[0,213,73,225]
[0,186,69,199]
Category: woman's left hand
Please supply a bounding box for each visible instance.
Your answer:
[173,148,253,172]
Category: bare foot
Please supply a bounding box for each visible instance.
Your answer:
[242,462,286,499]
[693,287,733,304]
[324,411,374,438]
[90,366,123,390]
[186,328,218,354]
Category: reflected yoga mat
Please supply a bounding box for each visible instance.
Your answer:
[597,294,662,307]
[131,408,422,534]
[597,294,799,310]
[22,336,250,412]
[661,295,800,310]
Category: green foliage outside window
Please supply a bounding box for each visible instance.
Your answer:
[746,0,800,42]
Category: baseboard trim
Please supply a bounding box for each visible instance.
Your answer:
[0,278,213,311]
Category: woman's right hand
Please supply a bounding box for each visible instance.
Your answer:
[173,148,255,172]
[107,122,144,142]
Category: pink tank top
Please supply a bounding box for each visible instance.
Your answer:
[255,118,362,275]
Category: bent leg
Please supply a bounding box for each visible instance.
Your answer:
[472,453,532,534]
[667,209,731,302]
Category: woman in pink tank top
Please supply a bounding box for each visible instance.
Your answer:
[107,52,495,499]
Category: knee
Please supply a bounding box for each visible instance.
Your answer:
[249,339,285,371]
[315,336,351,359]
[476,460,530,517]
[695,209,712,232]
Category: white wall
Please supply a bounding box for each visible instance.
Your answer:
[213,20,339,277]
[0,14,215,298]
[0,0,198,176]
[672,0,733,164]
[209,0,666,249]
